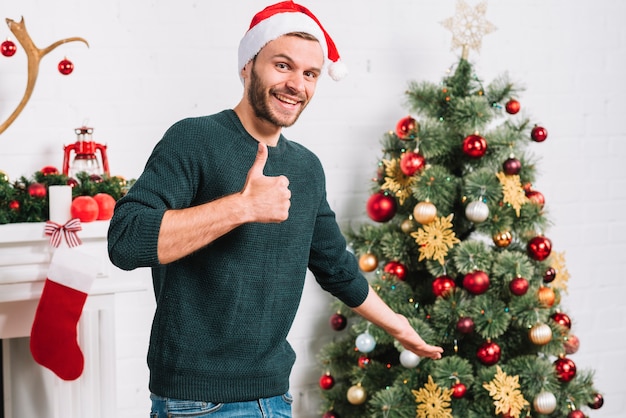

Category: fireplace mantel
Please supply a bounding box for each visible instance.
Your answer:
[0,220,151,418]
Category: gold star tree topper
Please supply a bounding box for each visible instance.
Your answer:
[441,0,497,59]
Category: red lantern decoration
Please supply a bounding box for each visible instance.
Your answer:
[366,191,397,222]
[432,275,456,297]
[383,261,407,281]
[463,270,490,295]
[462,134,487,158]
[319,373,335,390]
[554,357,577,382]
[395,116,419,140]
[329,312,347,331]
[509,276,529,296]
[531,125,548,142]
[400,151,426,176]
[476,340,501,365]
[527,236,552,261]
[505,99,521,114]
[1,39,17,57]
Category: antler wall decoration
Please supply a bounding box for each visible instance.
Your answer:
[0,17,89,135]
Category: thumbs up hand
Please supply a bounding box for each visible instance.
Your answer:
[241,142,291,223]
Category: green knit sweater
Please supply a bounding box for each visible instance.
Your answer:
[107,110,369,403]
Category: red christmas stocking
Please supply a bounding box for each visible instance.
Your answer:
[30,247,96,380]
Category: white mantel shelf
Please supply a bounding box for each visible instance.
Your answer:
[0,220,148,305]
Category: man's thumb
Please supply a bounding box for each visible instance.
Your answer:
[249,142,268,177]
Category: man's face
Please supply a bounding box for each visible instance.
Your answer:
[245,35,324,128]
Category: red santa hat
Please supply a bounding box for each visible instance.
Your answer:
[238,1,348,81]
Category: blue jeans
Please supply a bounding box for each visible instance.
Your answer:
[150,392,293,417]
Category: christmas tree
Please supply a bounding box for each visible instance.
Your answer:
[317,2,603,418]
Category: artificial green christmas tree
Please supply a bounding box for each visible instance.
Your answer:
[318,3,603,418]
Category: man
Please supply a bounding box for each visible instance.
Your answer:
[108,1,443,417]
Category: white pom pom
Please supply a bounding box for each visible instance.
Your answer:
[328,60,348,81]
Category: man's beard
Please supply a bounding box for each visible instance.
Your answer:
[247,63,307,128]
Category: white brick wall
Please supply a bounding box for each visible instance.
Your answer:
[2,1,623,417]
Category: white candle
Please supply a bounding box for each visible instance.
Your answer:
[48,185,72,224]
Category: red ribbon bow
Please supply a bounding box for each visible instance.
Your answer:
[44,218,83,248]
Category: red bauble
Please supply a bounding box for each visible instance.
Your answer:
[531,125,548,142]
[89,174,104,183]
[451,382,467,398]
[93,193,116,220]
[554,357,577,382]
[502,157,521,175]
[551,312,572,329]
[366,192,397,222]
[567,410,586,418]
[526,190,545,208]
[323,412,340,418]
[400,151,426,176]
[40,165,60,176]
[357,355,370,369]
[432,275,456,297]
[505,99,521,114]
[319,373,335,390]
[528,236,552,261]
[28,182,47,198]
[588,392,604,409]
[329,313,347,331]
[67,178,80,188]
[456,316,475,334]
[462,134,487,158]
[543,267,557,283]
[396,116,419,140]
[1,39,17,57]
[463,270,490,295]
[564,334,580,354]
[9,200,20,211]
[476,340,501,365]
[383,261,407,280]
[71,195,99,222]
[58,58,74,75]
[509,276,529,296]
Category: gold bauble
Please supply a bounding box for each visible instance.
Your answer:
[529,323,552,345]
[347,384,367,405]
[492,231,512,247]
[401,218,416,234]
[538,286,556,307]
[413,201,437,224]
[358,253,378,273]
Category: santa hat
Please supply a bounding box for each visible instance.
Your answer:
[238,1,348,81]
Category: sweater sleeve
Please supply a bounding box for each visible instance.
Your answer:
[107,119,202,271]
[308,192,370,308]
